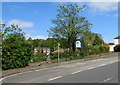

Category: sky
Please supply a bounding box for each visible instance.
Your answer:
[1,2,118,43]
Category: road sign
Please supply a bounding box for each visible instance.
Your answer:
[75,40,81,48]
[58,43,60,46]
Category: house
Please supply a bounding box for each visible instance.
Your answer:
[114,36,120,45]
[109,36,120,51]
[34,47,50,55]
[52,49,68,53]
[42,48,50,54]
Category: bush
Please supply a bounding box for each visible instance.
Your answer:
[32,53,47,62]
[50,52,71,60]
[80,50,89,57]
[114,45,120,52]
[99,46,106,53]
[99,45,110,53]
[2,33,32,70]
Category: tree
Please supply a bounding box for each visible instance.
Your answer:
[81,32,105,47]
[80,31,107,55]
[92,34,105,46]
[48,4,91,53]
[2,24,23,39]
[32,39,46,48]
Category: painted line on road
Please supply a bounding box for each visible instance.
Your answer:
[0,78,5,82]
[35,70,40,71]
[0,70,35,81]
[99,64,107,67]
[71,70,82,74]
[48,76,62,81]
[0,73,18,82]
[103,77,113,82]
[110,61,115,64]
[88,67,96,70]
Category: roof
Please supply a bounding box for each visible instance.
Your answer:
[114,36,120,39]
[34,47,50,49]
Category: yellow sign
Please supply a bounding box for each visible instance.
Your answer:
[58,43,60,46]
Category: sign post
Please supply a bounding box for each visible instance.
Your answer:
[58,43,60,63]
[75,40,81,55]
[75,40,81,48]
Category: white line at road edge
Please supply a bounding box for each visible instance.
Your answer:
[48,76,62,81]
[0,78,4,82]
[103,77,113,82]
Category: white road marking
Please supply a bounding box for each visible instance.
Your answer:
[35,70,40,71]
[71,70,82,74]
[48,76,62,81]
[88,67,96,70]
[103,77,113,82]
[0,78,5,82]
[110,62,115,64]
[99,64,106,67]
[0,70,34,81]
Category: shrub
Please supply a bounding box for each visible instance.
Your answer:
[114,45,120,52]
[50,52,71,60]
[99,45,110,53]
[99,46,106,53]
[2,33,32,70]
[32,53,47,62]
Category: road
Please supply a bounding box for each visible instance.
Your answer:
[1,53,119,83]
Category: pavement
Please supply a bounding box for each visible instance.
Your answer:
[1,53,119,84]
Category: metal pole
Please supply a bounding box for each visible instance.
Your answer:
[58,44,59,63]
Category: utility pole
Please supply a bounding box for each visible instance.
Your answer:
[58,43,60,63]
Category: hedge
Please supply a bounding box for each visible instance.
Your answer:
[114,45,120,52]
[2,33,32,70]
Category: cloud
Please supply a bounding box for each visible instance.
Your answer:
[104,39,114,43]
[32,36,48,40]
[88,2,117,13]
[25,34,48,40]
[0,20,3,24]
[7,19,34,28]
[2,0,119,2]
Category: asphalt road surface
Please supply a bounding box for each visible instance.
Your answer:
[1,53,119,83]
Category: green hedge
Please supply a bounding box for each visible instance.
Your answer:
[2,33,32,70]
[80,45,110,56]
[32,53,47,62]
[50,52,83,60]
[114,45,120,52]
